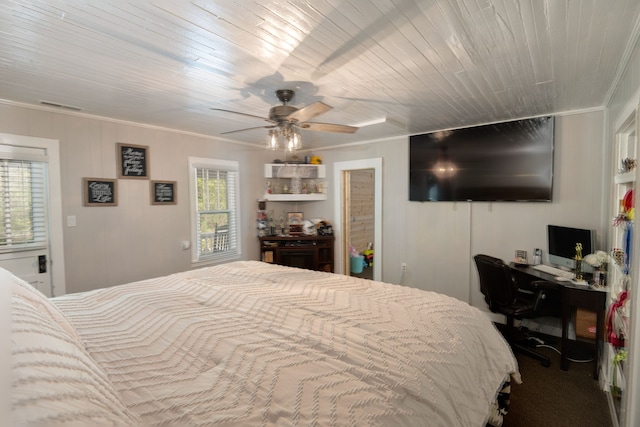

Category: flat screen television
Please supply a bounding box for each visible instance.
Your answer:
[547,225,595,271]
[409,116,554,201]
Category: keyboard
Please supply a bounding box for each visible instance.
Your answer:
[532,264,575,278]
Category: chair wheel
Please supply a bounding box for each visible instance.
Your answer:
[541,360,551,368]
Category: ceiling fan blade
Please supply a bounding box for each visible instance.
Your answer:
[287,101,332,123]
[221,125,276,135]
[298,122,358,133]
[211,108,272,122]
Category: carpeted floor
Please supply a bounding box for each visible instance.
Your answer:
[504,340,613,427]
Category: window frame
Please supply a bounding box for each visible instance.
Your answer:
[188,157,242,266]
[0,147,49,253]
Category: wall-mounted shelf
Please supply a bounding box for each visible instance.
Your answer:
[614,171,635,185]
[264,193,327,202]
[264,163,327,202]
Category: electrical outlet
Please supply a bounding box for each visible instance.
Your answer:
[401,262,407,272]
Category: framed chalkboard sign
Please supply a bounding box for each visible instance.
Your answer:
[83,178,118,206]
[117,143,149,179]
[151,180,177,205]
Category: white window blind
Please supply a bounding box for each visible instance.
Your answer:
[0,158,48,251]
[190,158,241,264]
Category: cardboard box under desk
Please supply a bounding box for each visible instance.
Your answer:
[574,307,597,340]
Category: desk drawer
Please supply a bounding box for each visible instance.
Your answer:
[564,287,606,310]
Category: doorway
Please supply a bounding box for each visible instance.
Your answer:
[0,133,65,296]
[333,158,382,281]
[345,169,374,279]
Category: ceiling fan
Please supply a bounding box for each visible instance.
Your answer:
[212,89,357,151]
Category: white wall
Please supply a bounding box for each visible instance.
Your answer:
[468,111,606,308]
[604,34,640,427]
[0,104,264,294]
[309,110,607,306]
[0,101,607,306]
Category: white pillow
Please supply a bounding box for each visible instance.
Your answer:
[10,274,81,342]
[11,274,140,425]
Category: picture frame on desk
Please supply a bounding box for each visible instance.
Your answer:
[514,249,528,266]
[287,212,304,235]
[289,224,304,235]
[287,212,303,224]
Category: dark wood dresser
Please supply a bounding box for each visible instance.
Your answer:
[259,235,334,272]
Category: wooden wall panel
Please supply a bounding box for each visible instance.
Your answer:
[349,169,374,253]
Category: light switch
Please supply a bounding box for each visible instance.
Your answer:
[67,215,76,227]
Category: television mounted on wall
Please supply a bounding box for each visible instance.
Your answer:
[409,116,554,202]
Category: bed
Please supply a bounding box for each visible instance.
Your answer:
[11,260,519,426]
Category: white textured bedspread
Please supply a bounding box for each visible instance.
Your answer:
[49,261,518,426]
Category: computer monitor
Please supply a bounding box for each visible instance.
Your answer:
[547,225,595,270]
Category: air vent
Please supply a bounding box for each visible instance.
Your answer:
[39,100,82,111]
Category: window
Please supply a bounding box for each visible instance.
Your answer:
[189,157,241,264]
[0,150,48,252]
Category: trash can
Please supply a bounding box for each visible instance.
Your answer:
[350,255,364,274]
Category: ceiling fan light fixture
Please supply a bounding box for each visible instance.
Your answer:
[266,129,279,150]
[220,89,351,149]
[287,129,302,152]
[280,125,302,152]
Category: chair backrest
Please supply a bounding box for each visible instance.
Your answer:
[473,254,518,311]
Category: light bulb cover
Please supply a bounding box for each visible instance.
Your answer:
[266,129,279,150]
[266,126,302,152]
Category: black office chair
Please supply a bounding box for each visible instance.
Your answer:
[474,254,560,367]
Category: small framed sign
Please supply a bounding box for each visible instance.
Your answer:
[83,178,117,207]
[117,143,149,179]
[514,249,528,266]
[151,180,177,205]
[287,212,303,224]
[288,212,304,235]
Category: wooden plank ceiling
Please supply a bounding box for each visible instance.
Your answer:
[1,1,639,150]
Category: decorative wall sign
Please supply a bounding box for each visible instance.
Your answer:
[117,143,149,179]
[151,180,177,205]
[83,178,117,206]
